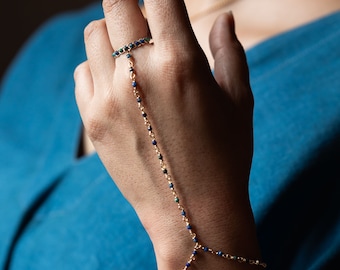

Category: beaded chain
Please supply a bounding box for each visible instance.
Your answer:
[113,38,267,269]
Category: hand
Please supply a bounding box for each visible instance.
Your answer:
[74,0,261,269]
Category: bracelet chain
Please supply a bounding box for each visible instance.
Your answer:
[120,44,266,269]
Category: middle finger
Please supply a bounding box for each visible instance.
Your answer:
[102,0,148,50]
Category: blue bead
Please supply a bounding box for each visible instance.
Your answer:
[217,251,223,256]
[126,53,131,58]
[137,97,142,102]
[193,238,198,243]
[132,81,137,87]
[192,250,197,255]
[169,183,174,188]
[181,210,186,216]
[204,247,209,252]
[186,262,190,267]
[187,224,192,230]
[152,140,157,145]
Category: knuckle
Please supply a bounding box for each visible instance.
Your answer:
[84,93,120,142]
[85,116,107,142]
[102,0,122,13]
[103,93,120,118]
[156,46,199,78]
[73,63,83,81]
[73,61,87,81]
[84,19,104,42]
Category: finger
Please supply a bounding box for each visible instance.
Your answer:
[74,61,94,118]
[84,19,115,91]
[209,12,252,106]
[102,0,148,49]
[143,0,196,43]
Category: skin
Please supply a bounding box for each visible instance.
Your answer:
[188,0,340,66]
[74,0,340,269]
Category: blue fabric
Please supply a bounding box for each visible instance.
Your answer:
[0,2,339,269]
[0,4,156,270]
[247,10,340,270]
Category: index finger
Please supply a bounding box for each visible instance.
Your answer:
[143,0,196,44]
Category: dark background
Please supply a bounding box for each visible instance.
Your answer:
[0,0,99,81]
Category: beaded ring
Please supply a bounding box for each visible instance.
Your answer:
[112,37,153,58]
[112,38,267,269]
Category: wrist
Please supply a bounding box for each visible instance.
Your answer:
[139,188,263,270]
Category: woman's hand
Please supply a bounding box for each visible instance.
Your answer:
[74,0,261,269]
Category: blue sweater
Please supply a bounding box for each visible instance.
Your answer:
[0,3,339,269]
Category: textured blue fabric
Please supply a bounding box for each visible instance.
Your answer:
[0,4,156,270]
[247,11,340,270]
[0,2,339,269]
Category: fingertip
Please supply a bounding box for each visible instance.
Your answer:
[209,11,238,58]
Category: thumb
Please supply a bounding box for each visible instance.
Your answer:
[209,12,252,106]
